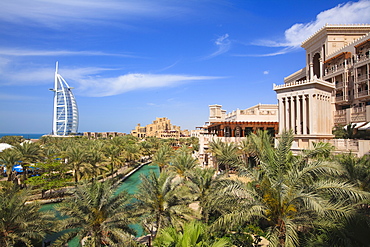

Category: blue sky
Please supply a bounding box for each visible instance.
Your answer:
[1,0,370,134]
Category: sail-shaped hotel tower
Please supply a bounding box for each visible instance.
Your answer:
[50,62,79,136]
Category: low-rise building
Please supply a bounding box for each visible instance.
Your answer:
[207,104,279,137]
[199,104,279,167]
[83,132,126,139]
[131,117,190,139]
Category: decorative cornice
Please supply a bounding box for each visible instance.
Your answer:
[274,77,335,91]
[302,24,370,47]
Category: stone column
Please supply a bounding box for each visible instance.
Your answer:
[303,95,308,135]
[286,97,291,131]
[297,95,302,134]
[291,96,296,134]
[310,94,317,135]
[278,98,284,134]
[310,63,314,80]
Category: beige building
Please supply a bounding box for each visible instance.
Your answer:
[209,104,278,123]
[274,24,370,154]
[83,132,125,139]
[131,117,190,139]
[198,104,279,167]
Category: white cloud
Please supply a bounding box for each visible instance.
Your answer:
[251,0,370,56]
[0,63,115,86]
[0,48,136,58]
[0,93,38,101]
[283,0,370,47]
[0,0,188,28]
[77,73,221,97]
[203,34,231,59]
[263,71,269,75]
[0,60,220,96]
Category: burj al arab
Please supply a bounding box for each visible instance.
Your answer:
[50,62,79,136]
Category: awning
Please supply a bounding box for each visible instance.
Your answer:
[344,122,367,130]
[358,122,370,130]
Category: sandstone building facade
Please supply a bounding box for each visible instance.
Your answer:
[207,104,279,137]
[131,117,190,139]
[274,24,370,153]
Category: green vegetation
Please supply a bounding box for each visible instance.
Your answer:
[0,133,369,246]
[53,181,138,246]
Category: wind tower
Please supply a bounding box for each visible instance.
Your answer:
[50,62,79,136]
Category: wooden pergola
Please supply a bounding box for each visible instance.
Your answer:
[206,121,279,137]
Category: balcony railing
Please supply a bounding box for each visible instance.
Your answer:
[335,82,344,88]
[357,91,369,97]
[335,96,345,102]
[335,109,346,116]
[352,106,366,113]
[357,74,369,82]
[356,54,370,63]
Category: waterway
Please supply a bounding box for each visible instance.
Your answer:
[40,164,159,246]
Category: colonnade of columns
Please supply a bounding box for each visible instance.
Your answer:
[278,92,332,136]
[279,94,309,135]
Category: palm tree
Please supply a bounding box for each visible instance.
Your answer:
[239,129,273,168]
[124,143,142,166]
[134,171,195,245]
[209,140,240,175]
[86,148,108,180]
[186,167,220,223]
[154,221,230,247]
[65,145,92,183]
[13,142,41,182]
[53,180,138,246]
[103,144,125,178]
[169,151,198,178]
[335,153,370,192]
[211,130,368,247]
[0,187,54,246]
[152,144,173,172]
[139,141,154,160]
[0,148,21,181]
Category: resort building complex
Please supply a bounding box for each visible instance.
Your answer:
[131,117,190,139]
[83,132,126,139]
[274,24,370,154]
[207,104,278,137]
[50,62,79,136]
[197,104,278,166]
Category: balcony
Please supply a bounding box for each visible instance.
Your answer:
[357,90,369,97]
[351,106,366,122]
[325,63,346,76]
[352,106,366,113]
[355,54,370,67]
[357,74,369,82]
[274,77,335,91]
[335,109,346,116]
[335,81,344,88]
[335,95,345,102]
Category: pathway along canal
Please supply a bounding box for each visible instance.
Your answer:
[40,163,159,247]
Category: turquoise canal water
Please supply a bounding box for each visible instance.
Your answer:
[41,164,159,246]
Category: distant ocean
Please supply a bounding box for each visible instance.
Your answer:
[0,133,46,140]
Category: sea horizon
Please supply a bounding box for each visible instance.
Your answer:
[0,133,47,140]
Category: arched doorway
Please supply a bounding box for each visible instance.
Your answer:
[235,127,241,137]
[313,53,321,78]
[224,127,231,137]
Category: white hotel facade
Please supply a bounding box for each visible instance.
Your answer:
[274,24,370,155]
[50,62,79,136]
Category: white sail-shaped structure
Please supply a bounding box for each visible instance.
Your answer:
[50,62,79,136]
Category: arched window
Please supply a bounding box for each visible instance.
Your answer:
[313,53,321,78]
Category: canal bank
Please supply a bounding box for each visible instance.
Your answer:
[41,163,159,246]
